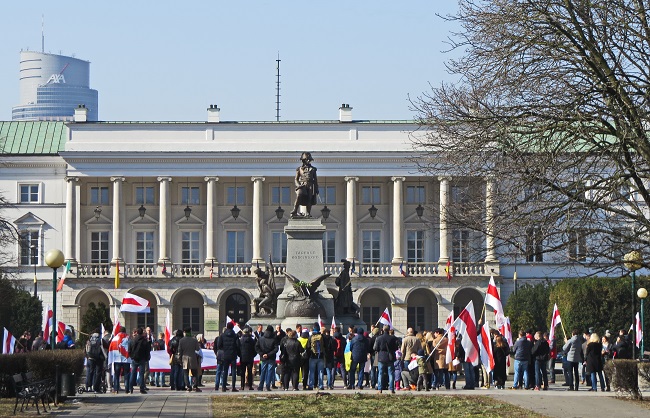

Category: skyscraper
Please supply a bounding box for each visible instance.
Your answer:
[12,51,98,121]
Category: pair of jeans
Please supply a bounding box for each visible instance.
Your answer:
[221,359,237,390]
[377,362,395,391]
[512,360,528,389]
[338,361,348,387]
[130,360,147,392]
[282,365,299,389]
[113,362,131,393]
[170,363,184,390]
[154,372,166,386]
[86,358,102,392]
[463,362,476,388]
[258,360,274,390]
[535,359,548,388]
[349,360,366,388]
[215,362,225,389]
[308,357,324,389]
[435,369,450,389]
[325,365,336,388]
[590,371,605,391]
[568,361,580,390]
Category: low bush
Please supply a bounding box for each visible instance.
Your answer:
[604,359,641,400]
[26,349,85,381]
[639,362,650,386]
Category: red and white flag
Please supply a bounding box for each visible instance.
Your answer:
[2,328,16,354]
[500,316,513,347]
[120,292,150,313]
[165,310,171,350]
[445,324,456,365]
[636,312,643,348]
[112,305,121,337]
[479,321,495,372]
[226,315,241,333]
[485,276,505,327]
[318,314,325,331]
[108,331,129,366]
[452,300,479,366]
[445,311,454,331]
[549,303,562,343]
[57,321,70,343]
[42,305,53,343]
[378,308,392,329]
[331,316,337,330]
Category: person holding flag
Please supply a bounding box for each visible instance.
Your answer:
[485,276,505,327]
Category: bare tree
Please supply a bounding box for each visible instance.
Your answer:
[411,0,650,273]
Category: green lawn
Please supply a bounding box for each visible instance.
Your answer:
[211,393,547,418]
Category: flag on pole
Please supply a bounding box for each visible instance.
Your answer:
[445,323,456,365]
[549,303,562,343]
[120,292,151,313]
[318,314,325,331]
[42,305,53,342]
[114,260,120,289]
[161,261,167,274]
[112,305,121,337]
[501,316,513,346]
[398,261,407,277]
[445,260,452,281]
[453,300,479,366]
[108,329,130,367]
[485,276,505,327]
[56,321,70,343]
[378,308,393,329]
[331,316,337,330]
[2,328,16,354]
[56,260,72,292]
[165,310,171,350]
[445,311,454,331]
[479,321,495,372]
[226,315,241,333]
[636,312,643,348]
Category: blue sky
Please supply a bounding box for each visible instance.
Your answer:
[0,1,461,122]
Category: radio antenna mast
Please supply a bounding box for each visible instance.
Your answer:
[41,15,45,53]
[275,53,281,122]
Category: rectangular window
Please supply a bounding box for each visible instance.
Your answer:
[361,186,381,205]
[321,186,336,205]
[271,186,291,205]
[452,229,470,262]
[568,230,587,261]
[135,186,155,205]
[137,312,154,330]
[227,186,246,205]
[362,230,381,263]
[323,230,336,263]
[182,307,200,333]
[271,231,288,263]
[406,185,425,205]
[525,228,544,262]
[451,185,470,204]
[407,306,425,333]
[91,231,110,263]
[136,231,155,263]
[362,306,381,331]
[181,187,200,205]
[226,231,245,263]
[20,184,39,203]
[181,231,200,263]
[90,187,109,205]
[407,230,424,263]
[20,231,39,265]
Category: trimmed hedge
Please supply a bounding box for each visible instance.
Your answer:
[639,362,650,386]
[27,349,85,381]
[604,359,641,399]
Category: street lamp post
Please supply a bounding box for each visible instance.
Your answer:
[45,249,64,349]
[624,250,643,360]
[639,287,648,360]
[31,244,38,298]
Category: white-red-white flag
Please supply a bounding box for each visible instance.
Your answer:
[108,330,129,367]
[112,305,121,336]
[165,310,171,350]
[636,312,643,348]
[445,311,454,331]
[549,303,562,343]
[331,316,337,330]
[485,276,505,327]
[56,321,70,343]
[479,321,495,372]
[225,315,241,333]
[120,292,150,313]
[318,314,325,331]
[2,327,16,354]
[452,300,479,366]
[445,324,456,364]
[500,316,513,347]
[42,305,53,343]
[378,308,393,329]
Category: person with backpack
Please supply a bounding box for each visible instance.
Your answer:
[280,329,304,390]
[255,325,279,391]
[85,328,105,394]
[305,323,326,390]
[129,327,151,394]
[332,326,347,389]
[238,327,257,390]
[322,328,336,390]
[374,325,398,393]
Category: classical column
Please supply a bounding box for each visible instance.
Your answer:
[110,177,125,263]
[204,177,219,264]
[64,177,78,264]
[158,177,172,263]
[391,177,405,274]
[438,176,451,262]
[252,176,265,265]
[345,176,359,262]
[485,177,498,262]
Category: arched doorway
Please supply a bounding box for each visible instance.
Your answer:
[78,289,111,323]
[77,288,111,334]
[127,289,157,333]
[358,288,391,331]
[406,288,438,333]
[172,288,205,335]
[452,287,484,323]
[223,291,250,329]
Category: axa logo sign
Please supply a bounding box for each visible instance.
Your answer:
[46,74,66,84]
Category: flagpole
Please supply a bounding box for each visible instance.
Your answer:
[426,328,451,362]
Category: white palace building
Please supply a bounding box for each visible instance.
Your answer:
[0,105,586,339]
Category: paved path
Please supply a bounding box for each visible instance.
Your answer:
[45,384,649,417]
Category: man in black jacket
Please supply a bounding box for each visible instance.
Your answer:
[128,328,151,394]
[531,331,550,390]
[255,325,278,391]
[374,325,398,393]
[239,327,257,390]
[217,322,241,392]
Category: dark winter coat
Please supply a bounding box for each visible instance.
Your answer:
[255,329,278,362]
[373,333,398,364]
[281,337,304,368]
[239,333,257,363]
[493,343,509,383]
[129,334,151,362]
[531,338,550,362]
[349,333,369,363]
[585,341,603,373]
[511,337,532,362]
[217,328,240,361]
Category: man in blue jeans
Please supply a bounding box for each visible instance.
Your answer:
[216,322,241,392]
[374,325,398,393]
[348,327,369,389]
[510,330,532,389]
[306,323,326,390]
[128,327,151,394]
[255,325,278,391]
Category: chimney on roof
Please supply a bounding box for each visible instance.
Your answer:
[339,103,353,122]
[74,104,88,122]
[207,104,221,123]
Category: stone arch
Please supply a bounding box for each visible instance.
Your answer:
[358,287,391,331]
[172,288,205,334]
[123,288,158,333]
[405,287,439,333]
[76,288,112,328]
[218,288,252,330]
[452,286,484,322]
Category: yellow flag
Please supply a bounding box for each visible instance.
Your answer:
[114,260,120,289]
